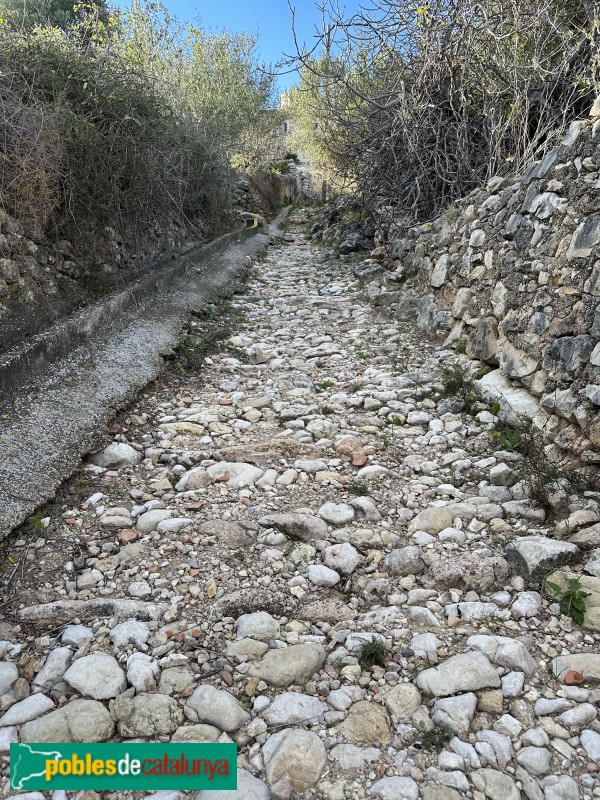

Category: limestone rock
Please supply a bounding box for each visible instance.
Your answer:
[263,729,326,792]
[504,536,579,583]
[249,644,326,688]
[20,699,113,743]
[416,651,501,697]
[185,685,250,732]
[338,701,391,746]
[88,443,141,468]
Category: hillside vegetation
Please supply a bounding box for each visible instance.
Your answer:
[287,0,599,222]
[0,0,282,249]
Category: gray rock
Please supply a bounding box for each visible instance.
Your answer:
[323,542,362,574]
[505,536,579,583]
[186,685,250,731]
[19,598,168,623]
[552,652,600,681]
[0,727,18,753]
[330,743,381,771]
[542,775,579,800]
[127,652,160,692]
[262,692,325,727]
[206,461,264,487]
[250,644,326,688]
[416,651,501,697]
[557,703,597,729]
[490,463,518,486]
[263,728,326,791]
[128,579,152,598]
[408,506,455,533]
[381,683,421,723]
[511,592,542,619]
[20,699,114,742]
[197,520,256,547]
[368,777,419,800]
[471,769,520,800]
[61,624,93,646]
[567,213,600,258]
[88,442,142,468]
[64,652,126,699]
[431,693,477,735]
[136,509,172,533]
[32,647,71,693]
[424,767,469,792]
[307,564,341,587]
[172,724,221,743]
[196,769,269,800]
[350,497,382,521]
[259,513,328,541]
[427,553,511,592]
[580,728,600,761]
[384,546,425,576]
[0,693,55,727]
[494,640,537,674]
[517,746,552,776]
[318,502,355,526]
[569,522,600,549]
[116,693,184,737]
[109,620,150,648]
[235,612,280,642]
[338,701,391,746]
[0,662,19,695]
[159,666,196,695]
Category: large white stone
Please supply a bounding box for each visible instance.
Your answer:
[416,651,500,697]
[263,728,326,791]
[88,443,141,468]
[64,653,126,699]
[185,685,250,732]
[262,692,325,727]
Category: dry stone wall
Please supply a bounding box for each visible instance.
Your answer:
[369,103,600,462]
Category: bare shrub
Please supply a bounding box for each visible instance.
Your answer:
[290,0,600,221]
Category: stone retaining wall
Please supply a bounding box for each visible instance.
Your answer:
[369,105,600,461]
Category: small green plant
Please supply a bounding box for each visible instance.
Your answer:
[347,483,369,497]
[489,400,501,415]
[168,474,179,488]
[473,364,490,380]
[484,615,505,631]
[321,405,335,416]
[449,464,463,488]
[440,362,482,414]
[417,725,453,751]
[316,380,334,392]
[491,424,524,452]
[382,435,389,449]
[28,513,44,530]
[455,339,467,354]
[315,360,325,369]
[358,639,386,669]
[546,578,590,625]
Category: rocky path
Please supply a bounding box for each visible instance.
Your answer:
[2,210,600,799]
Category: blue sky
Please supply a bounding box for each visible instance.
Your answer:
[113,1,361,92]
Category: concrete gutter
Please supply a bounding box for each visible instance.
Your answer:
[0,211,288,538]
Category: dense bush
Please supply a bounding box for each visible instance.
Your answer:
[0,1,280,246]
[288,0,600,222]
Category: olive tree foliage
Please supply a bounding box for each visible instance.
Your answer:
[289,0,600,222]
[0,0,109,30]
